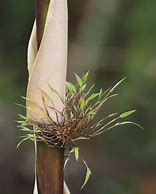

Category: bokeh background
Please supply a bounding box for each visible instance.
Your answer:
[0,0,156,193]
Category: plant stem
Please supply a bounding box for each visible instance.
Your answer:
[36,143,64,194]
[35,0,64,194]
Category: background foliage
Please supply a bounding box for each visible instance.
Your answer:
[0,0,156,193]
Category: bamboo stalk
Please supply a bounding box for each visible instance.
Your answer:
[36,143,64,194]
[35,0,64,193]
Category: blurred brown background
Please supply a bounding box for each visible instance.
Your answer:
[0,0,156,193]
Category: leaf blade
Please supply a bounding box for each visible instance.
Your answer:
[81,160,92,189]
[120,110,136,118]
[115,121,144,129]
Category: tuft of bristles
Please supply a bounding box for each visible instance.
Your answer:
[17,72,142,149]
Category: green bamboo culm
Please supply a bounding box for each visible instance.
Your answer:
[35,0,64,194]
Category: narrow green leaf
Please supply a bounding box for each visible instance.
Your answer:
[70,148,74,154]
[81,161,92,189]
[99,89,103,97]
[16,137,29,148]
[16,103,27,109]
[17,120,26,125]
[73,137,90,141]
[64,157,70,169]
[86,109,95,116]
[86,93,99,104]
[22,96,45,111]
[70,147,79,161]
[108,113,118,117]
[82,71,89,83]
[19,126,32,132]
[110,77,126,92]
[18,115,32,122]
[75,73,83,86]
[66,81,76,93]
[40,113,52,122]
[82,84,86,91]
[115,121,144,129]
[18,114,27,120]
[85,84,95,97]
[74,147,79,161]
[120,110,136,118]
[79,98,85,110]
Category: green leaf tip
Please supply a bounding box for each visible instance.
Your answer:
[74,73,83,86]
[110,77,126,92]
[16,137,29,149]
[75,147,79,161]
[120,110,136,118]
[70,147,80,161]
[82,71,89,83]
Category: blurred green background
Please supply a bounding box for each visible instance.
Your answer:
[0,0,156,193]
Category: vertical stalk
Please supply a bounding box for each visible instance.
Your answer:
[35,0,64,194]
[36,144,64,194]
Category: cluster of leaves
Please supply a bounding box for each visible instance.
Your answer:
[17,72,143,188]
[65,73,142,140]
